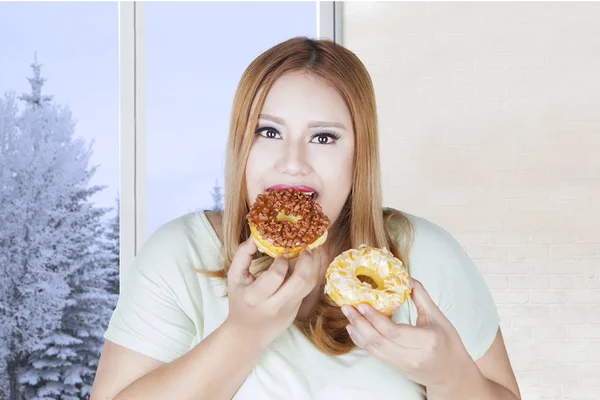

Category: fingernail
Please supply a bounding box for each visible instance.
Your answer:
[346,325,353,336]
[358,304,367,315]
[341,306,349,317]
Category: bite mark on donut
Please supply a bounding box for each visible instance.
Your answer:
[246,188,330,252]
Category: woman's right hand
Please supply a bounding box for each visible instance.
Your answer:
[223,237,322,349]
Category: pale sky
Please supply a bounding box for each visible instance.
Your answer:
[0,1,317,238]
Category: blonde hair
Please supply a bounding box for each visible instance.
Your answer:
[199,37,414,356]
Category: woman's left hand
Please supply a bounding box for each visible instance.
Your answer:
[342,277,480,394]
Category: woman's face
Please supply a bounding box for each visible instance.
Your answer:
[245,71,355,227]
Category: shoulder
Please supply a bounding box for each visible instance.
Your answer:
[384,207,469,268]
[136,212,206,259]
[145,212,203,245]
[402,211,480,288]
[123,211,220,284]
[384,208,489,310]
[383,207,465,260]
[403,212,467,260]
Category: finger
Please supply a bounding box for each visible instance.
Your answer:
[227,237,258,287]
[269,247,320,305]
[342,306,397,357]
[346,322,418,370]
[357,304,422,348]
[354,304,423,349]
[409,277,443,327]
[245,257,289,302]
[354,304,398,337]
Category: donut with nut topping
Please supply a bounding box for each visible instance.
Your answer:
[246,188,330,259]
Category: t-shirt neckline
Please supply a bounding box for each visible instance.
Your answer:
[199,210,224,251]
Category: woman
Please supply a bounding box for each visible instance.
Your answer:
[91,37,520,399]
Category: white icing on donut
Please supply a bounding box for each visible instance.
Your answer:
[324,245,411,312]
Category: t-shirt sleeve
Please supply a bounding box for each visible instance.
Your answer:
[103,218,198,363]
[399,214,500,361]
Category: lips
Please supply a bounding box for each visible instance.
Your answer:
[267,184,318,200]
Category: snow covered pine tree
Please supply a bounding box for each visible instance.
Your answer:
[210,179,224,211]
[102,196,120,297]
[0,56,117,399]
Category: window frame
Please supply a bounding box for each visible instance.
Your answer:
[117,1,342,275]
[118,1,147,280]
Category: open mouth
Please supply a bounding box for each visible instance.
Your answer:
[267,185,319,201]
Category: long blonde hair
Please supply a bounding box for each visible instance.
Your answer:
[199,37,414,356]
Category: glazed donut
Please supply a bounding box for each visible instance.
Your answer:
[324,245,412,316]
[246,188,330,259]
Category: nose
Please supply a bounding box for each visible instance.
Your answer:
[274,138,311,176]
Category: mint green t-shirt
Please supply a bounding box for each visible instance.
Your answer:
[104,211,499,399]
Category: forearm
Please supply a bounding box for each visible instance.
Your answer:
[114,321,264,400]
[426,365,519,400]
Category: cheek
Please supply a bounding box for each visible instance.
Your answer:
[329,149,353,184]
[319,158,352,188]
[316,153,354,217]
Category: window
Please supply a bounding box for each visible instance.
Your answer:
[0,2,118,398]
[0,2,335,396]
[145,1,318,237]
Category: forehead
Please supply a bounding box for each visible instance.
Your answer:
[259,71,352,127]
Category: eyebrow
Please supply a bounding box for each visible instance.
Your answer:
[259,113,347,130]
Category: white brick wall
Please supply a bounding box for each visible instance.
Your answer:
[342,2,600,399]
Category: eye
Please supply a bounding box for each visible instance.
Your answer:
[255,127,281,140]
[310,132,340,145]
